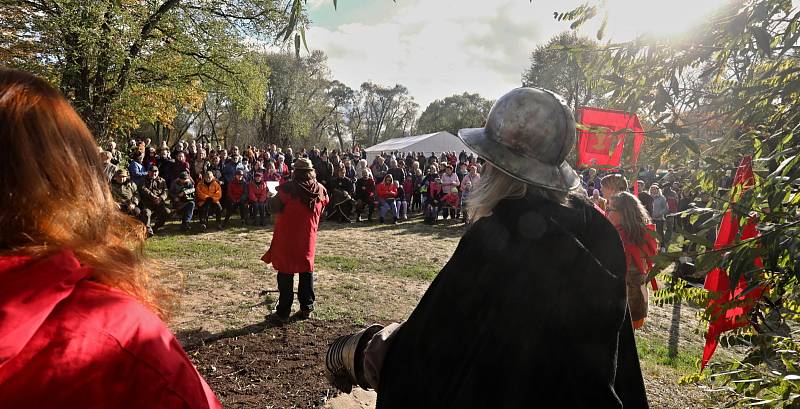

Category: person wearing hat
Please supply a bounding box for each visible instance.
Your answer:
[110,169,141,218]
[169,171,196,231]
[138,165,170,236]
[262,157,329,323]
[225,168,249,226]
[325,88,648,408]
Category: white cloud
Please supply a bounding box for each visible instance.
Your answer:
[306,0,732,110]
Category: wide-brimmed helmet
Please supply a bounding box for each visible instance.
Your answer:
[458,87,580,192]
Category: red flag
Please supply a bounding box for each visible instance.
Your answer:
[576,108,645,169]
[701,156,762,369]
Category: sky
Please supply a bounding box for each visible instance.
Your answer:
[304,0,736,110]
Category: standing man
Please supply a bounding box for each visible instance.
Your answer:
[637,180,654,216]
[262,158,329,324]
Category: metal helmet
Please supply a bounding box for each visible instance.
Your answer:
[458,87,580,192]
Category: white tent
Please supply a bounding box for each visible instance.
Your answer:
[363,131,475,162]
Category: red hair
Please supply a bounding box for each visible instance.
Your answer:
[0,69,168,316]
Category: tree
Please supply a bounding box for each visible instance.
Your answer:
[560,1,800,405]
[258,50,340,148]
[0,0,294,141]
[416,92,493,135]
[359,82,418,146]
[521,31,609,110]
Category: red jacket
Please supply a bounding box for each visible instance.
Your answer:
[262,183,329,274]
[227,179,247,202]
[376,182,397,200]
[248,180,268,203]
[0,250,221,409]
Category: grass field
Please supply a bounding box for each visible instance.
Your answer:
[147,217,721,408]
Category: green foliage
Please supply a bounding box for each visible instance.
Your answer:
[416,92,493,136]
[0,0,293,141]
[636,335,700,374]
[558,0,800,405]
[522,31,610,110]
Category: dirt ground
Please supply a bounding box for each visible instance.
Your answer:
[148,216,716,408]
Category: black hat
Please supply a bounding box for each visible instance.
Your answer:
[179,171,190,179]
[149,166,159,172]
[235,169,244,175]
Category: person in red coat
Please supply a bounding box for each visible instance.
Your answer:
[248,172,271,226]
[262,158,329,323]
[0,68,221,408]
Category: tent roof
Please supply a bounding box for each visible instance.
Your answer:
[364,131,472,154]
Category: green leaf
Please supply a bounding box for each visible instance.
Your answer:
[680,135,701,155]
[299,26,310,54]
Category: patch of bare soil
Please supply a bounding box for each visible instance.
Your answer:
[187,319,366,409]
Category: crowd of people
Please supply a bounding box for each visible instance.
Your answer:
[100,139,485,235]
[581,166,705,253]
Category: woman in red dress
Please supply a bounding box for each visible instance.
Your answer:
[0,69,221,408]
[262,158,329,323]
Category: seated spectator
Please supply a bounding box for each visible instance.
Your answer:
[0,68,221,408]
[275,154,289,177]
[110,169,141,218]
[388,159,405,184]
[376,174,399,224]
[329,167,355,223]
[371,156,389,182]
[354,169,376,222]
[196,170,223,230]
[139,166,170,236]
[461,165,480,192]
[441,186,460,220]
[169,171,196,231]
[395,180,408,221]
[192,149,209,181]
[100,151,117,181]
[225,169,249,226]
[423,175,443,225]
[108,141,122,165]
[128,151,148,186]
[265,163,281,181]
[248,172,270,226]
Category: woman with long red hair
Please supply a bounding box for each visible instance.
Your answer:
[0,69,221,408]
[606,191,660,330]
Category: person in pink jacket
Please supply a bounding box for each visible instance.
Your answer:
[0,68,221,409]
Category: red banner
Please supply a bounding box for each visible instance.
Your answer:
[701,156,763,369]
[576,107,645,169]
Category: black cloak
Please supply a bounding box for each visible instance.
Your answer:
[376,194,648,408]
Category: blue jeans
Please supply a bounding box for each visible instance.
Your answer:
[379,198,399,219]
[175,201,195,223]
